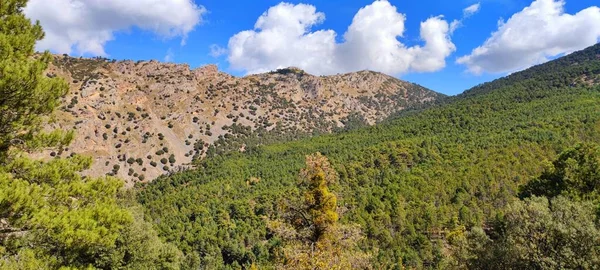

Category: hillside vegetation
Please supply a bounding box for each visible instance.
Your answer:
[138,44,600,269]
[1,1,181,269]
[3,0,600,268]
[41,56,441,184]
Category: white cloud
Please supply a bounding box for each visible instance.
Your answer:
[209,44,227,58]
[25,0,206,56]
[451,3,482,33]
[227,1,456,76]
[463,3,480,17]
[457,0,600,74]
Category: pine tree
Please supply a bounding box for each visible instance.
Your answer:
[519,143,600,200]
[0,0,69,160]
[267,153,371,269]
[0,1,183,268]
[299,152,339,242]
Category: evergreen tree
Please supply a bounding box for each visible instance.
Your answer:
[267,153,371,269]
[0,0,69,160]
[463,196,600,269]
[0,1,183,268]
[460,145,600,269]
[519,143,600,200]
[299,152,339,242]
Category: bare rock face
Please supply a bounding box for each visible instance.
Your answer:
[42,56,443,186]
[194,64,219,78]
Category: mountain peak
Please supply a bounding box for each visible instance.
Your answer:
[42,55,442,184]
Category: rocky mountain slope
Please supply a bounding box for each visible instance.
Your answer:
[40,55,443,184]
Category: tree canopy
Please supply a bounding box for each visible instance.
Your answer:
[0,0,69,158]
[137,44,600,268]
[3,0,600,268]
[0,1,183,268]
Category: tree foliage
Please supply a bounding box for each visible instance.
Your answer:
[0,0,69,157]
[138,44,600,268]
[0,156,132,268]
[267,153,370,269]
[462,195,600,270]
[298,153,338,242]
[458,144,600,269]
[0,1,183,268]
[520,143,600,200]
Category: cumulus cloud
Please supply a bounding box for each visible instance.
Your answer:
[457,0,600,74]
[227,0,456,76]
[24,0,206,56]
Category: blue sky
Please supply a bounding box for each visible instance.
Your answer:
[25,0,600,95]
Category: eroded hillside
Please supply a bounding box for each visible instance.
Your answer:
[40,55,442,184]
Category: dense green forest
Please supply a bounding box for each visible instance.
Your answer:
[138,44,600,269]
[2,0,600,269]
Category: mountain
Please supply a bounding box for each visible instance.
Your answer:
[460,43,600,97]
[6,1,600,268]
[137,44,600,268]
[40,56,442,184]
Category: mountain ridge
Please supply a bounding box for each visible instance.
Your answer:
[460,43,600,97]
[40,55,443,184]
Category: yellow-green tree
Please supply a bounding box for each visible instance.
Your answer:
[299,152,339,242]
[267,153,371,269]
